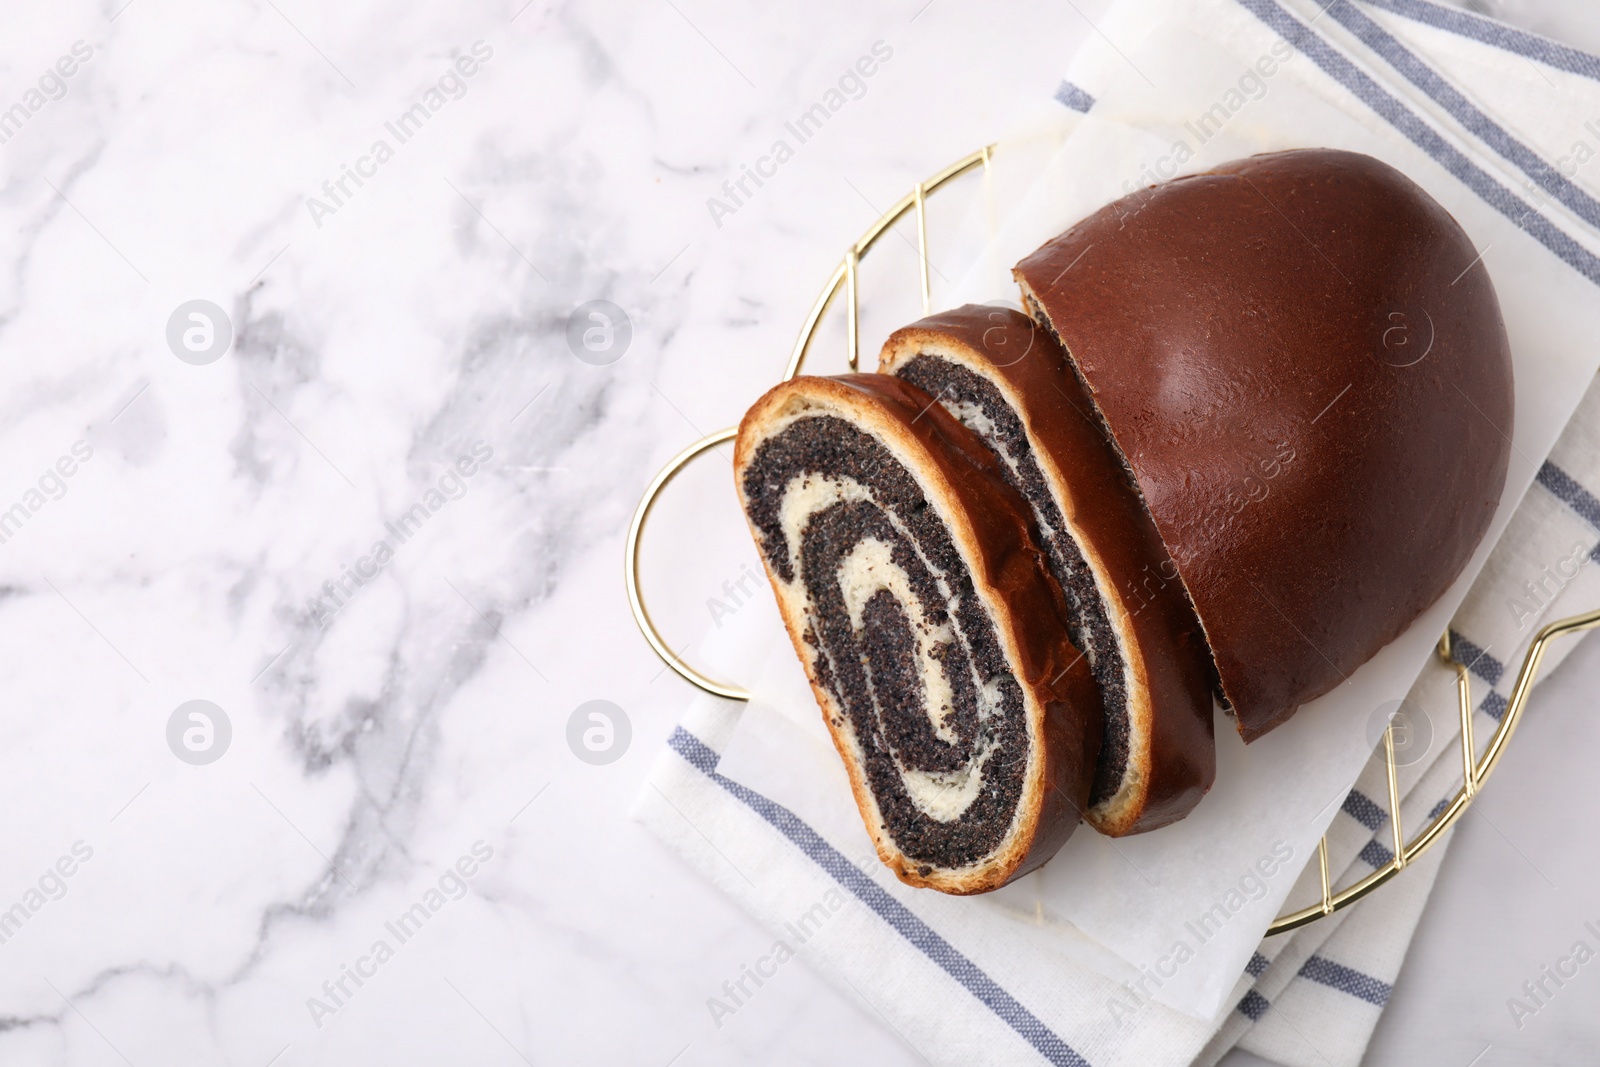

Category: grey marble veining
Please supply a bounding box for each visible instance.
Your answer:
[0,1,1095,1063]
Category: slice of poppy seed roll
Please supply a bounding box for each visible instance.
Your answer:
[879,306,1215,836]
[734,373,1103,894]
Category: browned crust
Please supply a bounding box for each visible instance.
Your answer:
[1015,148,1513,741]
[880,306,1216,834]
[733,373,1102,893]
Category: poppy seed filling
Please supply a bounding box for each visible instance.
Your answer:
[893,355,1130,807]
[742,414,1029,868]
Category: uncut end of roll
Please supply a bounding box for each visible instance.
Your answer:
[880,305,1217,837]
[734,373,1102,894]
[1013,148,1513,741]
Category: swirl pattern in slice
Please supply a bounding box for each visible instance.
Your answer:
[734,374,1101,893]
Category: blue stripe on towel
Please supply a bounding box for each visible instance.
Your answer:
[1481,689,1508,721]
[1342,789,1388,832]
[1299,955,1393,1005]
[1246,951,1272,978]
[1357,0,1600,81]
[1536,461,1600,553]
[666,726,1092,1067]
[1233,0,1600,287]
[1448,628,1504,686]
[1326,0,1600,232]
[1054,80,1097,113]
[1359,839,1395,868]
[1237,989,1272,1020]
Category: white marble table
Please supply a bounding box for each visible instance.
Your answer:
[1,0,1595,1064]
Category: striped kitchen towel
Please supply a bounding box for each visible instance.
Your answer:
[635,1,1600,1063]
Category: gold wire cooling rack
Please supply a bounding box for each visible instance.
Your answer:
[624,146,1600,936]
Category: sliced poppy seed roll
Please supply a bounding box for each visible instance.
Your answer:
[880,306,1216,836]
[734,373,1103,894]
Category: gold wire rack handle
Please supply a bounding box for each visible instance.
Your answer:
[625,427,747,700]
[1268,606,1600,935]
[625,144,1600,935]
